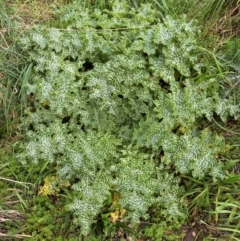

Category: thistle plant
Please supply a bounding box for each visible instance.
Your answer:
[16,0,239,235]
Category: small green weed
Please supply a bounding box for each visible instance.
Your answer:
[22,195,79,241]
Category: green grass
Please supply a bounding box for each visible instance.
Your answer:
[0,0,240,240]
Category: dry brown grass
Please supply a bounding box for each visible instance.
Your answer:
[0,0,64,50]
